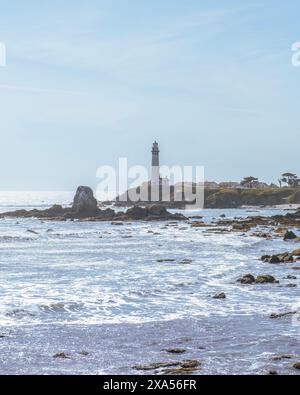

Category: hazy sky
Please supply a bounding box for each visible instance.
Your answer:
[0,0,299,190]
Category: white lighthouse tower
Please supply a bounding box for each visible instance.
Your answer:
[151,141,160,186]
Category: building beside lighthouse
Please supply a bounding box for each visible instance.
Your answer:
[151,141,169,187]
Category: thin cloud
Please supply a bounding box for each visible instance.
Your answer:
[0,84,77,95]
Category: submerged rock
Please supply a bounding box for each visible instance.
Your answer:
[53,352,70,359]
[232,223,251,231]
[162,367,200,375]
[269,370,278,375]
[292,249,300,256]
[251,232,271,239]
[79,351,89,356]
[270,311,297,319]
[148,204,168,217]
[255,275,279,284]
[261,249,300,264]
[238,274,256,284]
[179,259,193,265]
[287,208,300,219]
[272,355,293,361]
[162,348,186,354]
[133,359,200,372]
[191,221,206,228]
[212,292,226,299]
[126,206,148,219]
[26,229,39,235]
[133,362,181,371]
[262,253,294,264]
[161,358,201,375]
[286,275,297,280]
[283,230,298,241]
[181,360,200,369]
[238,274,279,284]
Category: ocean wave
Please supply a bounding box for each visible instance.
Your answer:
[6,309,36,319]
[0,235,35,243]
[38,302,84,313]
[47,232,101,239]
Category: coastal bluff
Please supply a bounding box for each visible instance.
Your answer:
[113,186,300,209]
[204,187,300,208]
[0,186,187,222]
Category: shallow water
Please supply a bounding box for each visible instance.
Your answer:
[0,192,299,374]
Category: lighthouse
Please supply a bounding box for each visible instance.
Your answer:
[151,141,160,186]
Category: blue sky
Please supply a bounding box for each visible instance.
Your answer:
[0,0,299,190]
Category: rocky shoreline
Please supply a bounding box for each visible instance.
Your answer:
[113,186,300,209]
[1,186,300,225]
[1,189,300,375]
[204,187,300,208]
[0,186,187,222]
[215,207,300,229]
[1,316,300,375]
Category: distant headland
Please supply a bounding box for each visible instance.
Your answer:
[111,141,300,209]
[1,141,300,214]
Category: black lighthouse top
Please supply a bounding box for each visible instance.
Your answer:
[152,141,160,154]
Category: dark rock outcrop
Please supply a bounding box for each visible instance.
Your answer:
[126,206,148,220]
[238,274,279,284]
[72,186,99,217]
[269,370,278,375]
[53,352,70,359]
[261,253,294,264]
[42,205,66,217]
[238,274,256,284]
[133,362,182,371]
[255,275,278,284]
[270,311,297,319]
[212,292,226,299]
[272,355,293,361]
[215,211,300,233]
[287,208,300,219]
[191,221,206,228]
[162,349,186,354]
[148,204,168,217]
[122,204,186,221]
[133,359,200,372]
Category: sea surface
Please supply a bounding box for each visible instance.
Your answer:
[0,191,299,375]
